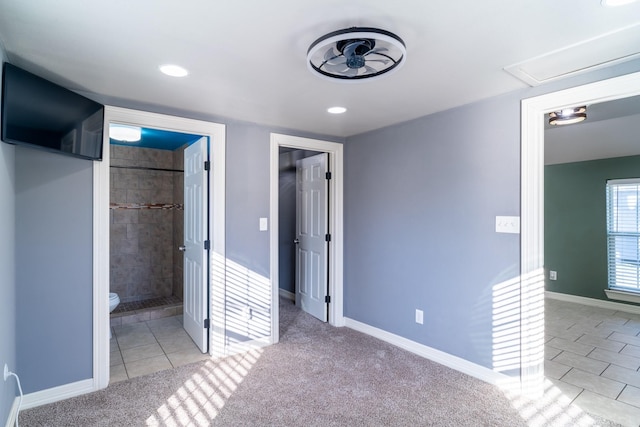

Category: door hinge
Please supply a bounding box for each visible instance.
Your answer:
[326,171,332,180]
[204,240,210,250]
[204,161,211,171]
[204,319,210,328]
[325,295,331,304]
[325,234,331,242]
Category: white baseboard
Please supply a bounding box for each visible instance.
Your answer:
[344,317,513,388]
[546,291,640,315]
[21,378,96,410]
[278,289,295,301]
[4,397,19,427]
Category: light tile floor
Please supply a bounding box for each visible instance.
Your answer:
[545,297,640,426]
[110,315,209,383]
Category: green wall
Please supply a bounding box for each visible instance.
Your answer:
[545,154,640,304]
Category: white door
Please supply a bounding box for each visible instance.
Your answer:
[183,136,209,352]
[295,153,329,322]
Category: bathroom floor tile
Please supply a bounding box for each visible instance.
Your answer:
[115,328,157,350]
[157,334,198,354]
[125,355,173,379]
[544,358,572,380]
[573,390,640,427]
[618,385,640,409]
[166,347,210,368]
[602,364,640,389]
[552,351,609,376]
[588,347,640,371]
[545,298,640,426]
[110,350,123,367]
[546,337,595,357]
[110,314,201,384]
[576,333,625,353]
[110,336,120,353]
[109,364,128,384]
[121,342,164,364]
[561,368,625,399]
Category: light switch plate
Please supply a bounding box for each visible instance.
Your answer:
[259,217,268,231]
[495,216,520,234]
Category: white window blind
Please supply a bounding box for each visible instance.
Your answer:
[606,178,640,293]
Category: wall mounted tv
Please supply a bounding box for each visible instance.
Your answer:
[1,62,104,161]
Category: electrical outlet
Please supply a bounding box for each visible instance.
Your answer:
[415,309,424,325]
[3,364,8,381]
[550,271,557,281]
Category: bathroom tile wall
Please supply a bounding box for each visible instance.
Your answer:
[110,145,183,303]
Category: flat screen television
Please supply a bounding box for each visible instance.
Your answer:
[1,62,104,160]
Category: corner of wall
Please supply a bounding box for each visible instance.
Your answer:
[0,45,18,427]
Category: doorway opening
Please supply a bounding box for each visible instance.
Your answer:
[109,128,201,322]
[93,107,226,390]
[520,70,640,393]
[269,133,345,344]
[107,129,210,382]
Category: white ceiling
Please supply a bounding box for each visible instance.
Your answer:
[545,95,640,165]
[1,1,640,138]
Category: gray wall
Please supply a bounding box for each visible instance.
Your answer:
[545,155,640,305]
[345,95,521,370]
[0,49,18,424]
[15,147,93,393]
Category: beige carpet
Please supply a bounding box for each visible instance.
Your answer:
[20,299,621,426]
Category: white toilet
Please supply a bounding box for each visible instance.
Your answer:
[109,292,120,313]
[109,293,120,339]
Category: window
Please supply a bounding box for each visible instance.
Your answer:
[606,178,640,293]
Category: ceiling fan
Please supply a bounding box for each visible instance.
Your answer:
[307,27,406,81]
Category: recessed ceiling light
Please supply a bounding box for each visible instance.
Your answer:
[109,124,142,142]
[601,0,639,6]
[327,106,347,114]
[159,64,189,77]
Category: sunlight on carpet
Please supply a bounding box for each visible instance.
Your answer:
[146,348,264,426]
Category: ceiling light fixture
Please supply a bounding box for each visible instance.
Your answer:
[307,27,406,82]
[548,106,587,125]
[601,0,639,6]
[159,64,189,77]
[109,124,142,142]
[327,106,347,114]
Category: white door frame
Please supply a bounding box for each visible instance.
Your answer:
[93,107,225,389]
[269,133,344,344]
[520,71,640,394]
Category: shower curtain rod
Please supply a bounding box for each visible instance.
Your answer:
[110,165,184,173]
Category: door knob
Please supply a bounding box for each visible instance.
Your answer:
[293,239,299,244]
[179,246,186,252]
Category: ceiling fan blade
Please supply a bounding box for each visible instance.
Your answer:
[343,67,358,77]
[343,40,367,59]
[324,47,343,65]
[365,47,389,55]
[365,59,390,65]
[363,65,377,75]
[324,62,349,73]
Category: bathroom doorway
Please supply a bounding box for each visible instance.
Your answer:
[107,127,210,382]
[108,127,201,323]
[91,107,226,392]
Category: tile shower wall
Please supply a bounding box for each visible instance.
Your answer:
[110,145,184,303]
